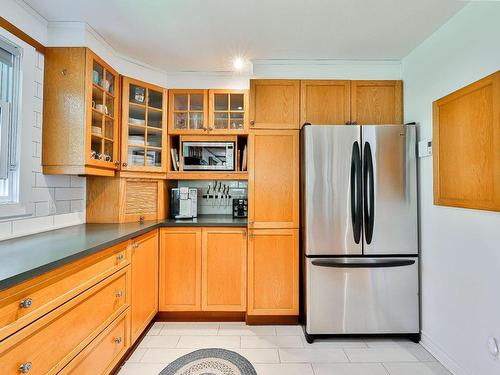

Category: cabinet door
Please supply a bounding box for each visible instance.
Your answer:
[247,229,299,315]
[433,71,500,211]
[86,50,120,171]
[168,90,208,134]
[209,90,249,134]
[159,228,202,311]
[201,228,247,311]
[249,80,300,129]
[300,80,351,125]
[248,130,299,228]
[121,77,168,172]
[130,230,158,343]
[351,80,403,124]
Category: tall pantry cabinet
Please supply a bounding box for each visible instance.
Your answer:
[247,80,300,317]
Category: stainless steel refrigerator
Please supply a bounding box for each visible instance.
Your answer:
[301,124,420,343]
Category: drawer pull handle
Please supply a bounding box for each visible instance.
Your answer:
[116,254,125,261]
[19,362,32,373]
[19,298,33,309]
[116,291,124,298]
[132,243,139,249]
[114,336,122,344]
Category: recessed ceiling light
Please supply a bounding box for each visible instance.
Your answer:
[232,57,244,71]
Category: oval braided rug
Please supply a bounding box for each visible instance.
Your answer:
[159,348,257,375]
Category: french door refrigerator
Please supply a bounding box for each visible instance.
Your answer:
[301,124,420,343]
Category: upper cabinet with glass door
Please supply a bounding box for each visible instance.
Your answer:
[209,90,249,134]
[121,77,168,173]
[168,90,208,134]
[42,47,119,176]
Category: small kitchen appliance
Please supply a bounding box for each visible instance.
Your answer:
[170,187,197,219]
[182,141,235,171]
[232,198,248,218]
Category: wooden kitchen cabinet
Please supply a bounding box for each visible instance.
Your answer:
[433,71,500,212]
[202,228,247,311]
[208,89,249,134]
[122,77,168,173]
[159,228,202,311]
[247,229,299,316]
[351,80,403,124]
[248,130,299,229]
[130,230,158,343]
[249,79,300,129]
[42,47,120,176]
[168,90,209,134]
[300,80,351,125]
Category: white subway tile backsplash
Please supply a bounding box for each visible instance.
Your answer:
[55,200,71,214]
[35,201,50,217]
[0,53,86,241]
[55,187,84,201]
[12,216,54,236]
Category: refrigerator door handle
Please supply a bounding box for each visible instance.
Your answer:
[311,258,415,268]
[363,141,375,244]
[350,141,362,244]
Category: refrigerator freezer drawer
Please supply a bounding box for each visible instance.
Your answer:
[305,257,419,335]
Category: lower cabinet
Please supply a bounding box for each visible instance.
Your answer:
[60,310,130,375]
[130,230,158,343]
[0,268,130,374]
[247,229,299,316]
[159,227,247,312]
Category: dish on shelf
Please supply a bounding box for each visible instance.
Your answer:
[129,118,145,126]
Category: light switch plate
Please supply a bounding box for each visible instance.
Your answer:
[418,140,432,158]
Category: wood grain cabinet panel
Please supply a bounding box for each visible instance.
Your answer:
[249,80,300,129]
[42,47,120,176]
[0,242,129,342]
[433,71,500,211]
[159,228,202,311]
[130,230,158,343]
[201,228,247,311]
[0,268,129,375]
[300,80,351,125]
[247,229,299,316]
[60,310,130,375]
[248,130,299,229]
[351,80,403,124]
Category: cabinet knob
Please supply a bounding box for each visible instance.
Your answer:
[114,336,122,344]
[116,290,124,298]
[116,254,125,261]
[242,231,247,236]
[114,161,120,166]
[19,298,33,309]
[248,221,254,225]
[19,362,32,373]
[132,243,139,249]
[250,120,255,126]
[122,162,128,167]
[249,232,254,238]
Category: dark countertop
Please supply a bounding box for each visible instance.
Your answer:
[0,215,246,291]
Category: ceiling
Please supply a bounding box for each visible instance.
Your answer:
[23,0,466,73]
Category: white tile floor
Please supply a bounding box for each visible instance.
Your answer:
[117,322,452,375]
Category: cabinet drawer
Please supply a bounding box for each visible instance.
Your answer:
[0,268,129,375]
[0,242,129,341]
[60,309,130,375]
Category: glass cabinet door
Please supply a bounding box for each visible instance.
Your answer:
[122,77,166,171]
[89,56,118,168]
[169,90,208,133]
[209,90,248,134]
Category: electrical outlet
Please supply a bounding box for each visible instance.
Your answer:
[418,140,432,158]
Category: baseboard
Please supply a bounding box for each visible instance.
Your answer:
[420,331,471,375]
[245,315,299,325]
[156,311,246,322]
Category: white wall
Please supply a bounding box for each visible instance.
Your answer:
[401,3,500,375]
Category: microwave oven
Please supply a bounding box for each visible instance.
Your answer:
[182,141,235,171]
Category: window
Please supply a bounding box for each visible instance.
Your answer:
[0,37,21,204]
